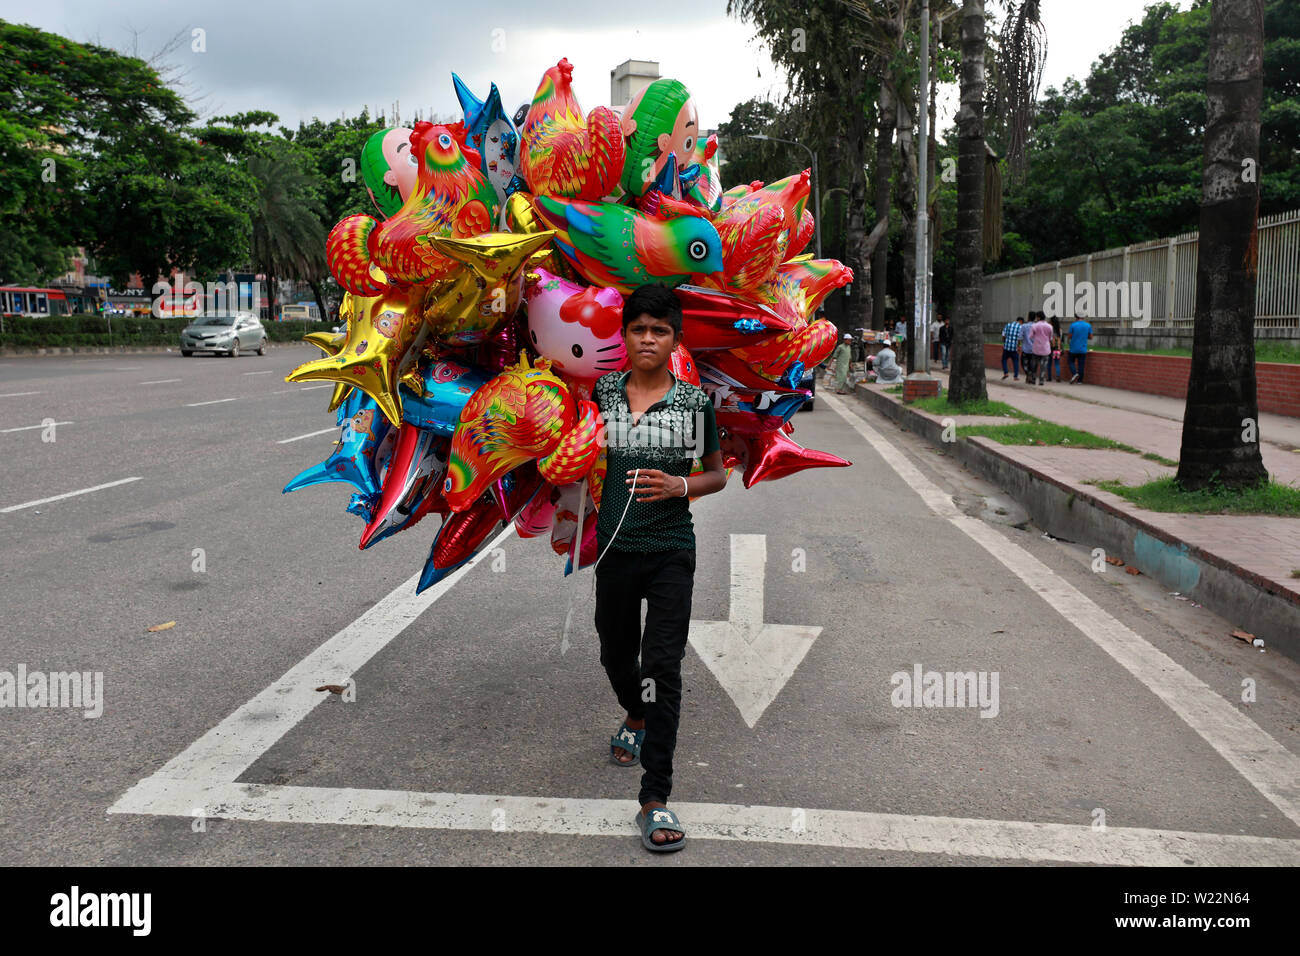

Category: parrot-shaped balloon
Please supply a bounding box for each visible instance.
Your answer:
[533,196,724,294]
[326,121,498,296]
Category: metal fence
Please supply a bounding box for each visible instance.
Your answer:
[983,209,1300,333]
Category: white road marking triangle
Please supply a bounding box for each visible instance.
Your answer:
[689,534,822,728]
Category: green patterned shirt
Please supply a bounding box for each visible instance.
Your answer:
[593,369,720,553]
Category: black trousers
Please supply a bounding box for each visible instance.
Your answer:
[594,546,695,806]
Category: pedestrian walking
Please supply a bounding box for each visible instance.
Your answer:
[1019,313,1034,383]
[930,314,942,364]
[832,333,853,393]
[1000,315,1023,380]
[1068,315,1093,383]
[1049,317,1062,382]
[939,316,953,370]
[1029,311,1053,384]
[592,283,727,853]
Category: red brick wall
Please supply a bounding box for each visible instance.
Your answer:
[981,344,1300,417]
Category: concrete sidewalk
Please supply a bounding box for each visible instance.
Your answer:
[844,368,1300,656]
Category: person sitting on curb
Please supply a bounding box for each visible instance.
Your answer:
[871,340,904,385]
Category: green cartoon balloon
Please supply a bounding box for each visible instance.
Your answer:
[618,78,698,199]
[361,126,418,219]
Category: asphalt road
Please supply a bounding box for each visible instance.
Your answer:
[1,344,1298,866]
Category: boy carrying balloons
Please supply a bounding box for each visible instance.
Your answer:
[591,283,727,853]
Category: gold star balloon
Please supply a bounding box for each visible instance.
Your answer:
[303,325,352,413]
[503,192,564,273]
[285,286,422,425]
[420,230,555,348]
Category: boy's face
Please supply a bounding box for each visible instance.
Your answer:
[623,313,679,374]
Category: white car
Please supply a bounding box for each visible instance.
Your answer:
[180,312,267,357]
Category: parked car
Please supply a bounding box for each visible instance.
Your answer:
[180,312,267,357]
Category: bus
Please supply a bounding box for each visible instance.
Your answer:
[0,286,100,316]
[278,302,321,322]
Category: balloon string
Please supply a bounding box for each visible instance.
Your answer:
[560,468,640,654]
[560,475,590,655]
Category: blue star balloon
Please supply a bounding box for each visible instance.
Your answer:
[452,73,520,212]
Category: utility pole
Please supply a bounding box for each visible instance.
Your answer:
[914,0,930,375]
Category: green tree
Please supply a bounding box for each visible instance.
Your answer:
[728,0,880,329]
[996,0,1299,267]
[714,98,785,189]
[0,21,252,286]
[281,110,386,226]
[247,151,328,322]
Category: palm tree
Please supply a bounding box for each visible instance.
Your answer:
[947,0,990,402]
[246,153,327,321]
[948,0,1043,403]
[1176,0,1268,489]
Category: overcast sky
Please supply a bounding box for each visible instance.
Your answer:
[3,0,1192,133]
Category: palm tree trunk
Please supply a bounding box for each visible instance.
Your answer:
[872,77,896,332]
[1176,0,1267,489]
[948,0,989,404]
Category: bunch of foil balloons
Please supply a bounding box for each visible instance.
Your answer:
[285,58,852,592]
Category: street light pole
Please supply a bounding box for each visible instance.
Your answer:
[747,133,822,259]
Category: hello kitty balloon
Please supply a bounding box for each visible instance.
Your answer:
[524,269,628,390]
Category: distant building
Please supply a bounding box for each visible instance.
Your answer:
[610,60,660,108]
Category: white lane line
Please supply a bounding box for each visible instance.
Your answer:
[120,524,517,783]
[243,370,274,376]
[114,366,142,371]
[185,398,237,407]
[1,420,73,433]
[0,391,42,398]
[2,476,142,514]
[105,780,1300,865]
[140,379,182,385]
[822,390,1300,829]
[269,384,332,394]
[276,427,338,445]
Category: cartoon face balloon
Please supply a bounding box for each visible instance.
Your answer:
[619,78,699,199]
[524,269,627,381]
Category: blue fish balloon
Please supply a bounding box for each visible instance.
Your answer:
[283,391,391,498]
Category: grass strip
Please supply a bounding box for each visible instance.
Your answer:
[1095,476,1300,516]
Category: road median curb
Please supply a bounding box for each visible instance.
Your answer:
[846,379,1300,663]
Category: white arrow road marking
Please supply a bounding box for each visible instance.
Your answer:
[689,534,821,728]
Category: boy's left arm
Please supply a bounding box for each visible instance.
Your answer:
[690,399,727,498]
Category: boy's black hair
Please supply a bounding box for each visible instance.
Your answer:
[622,283,683,336]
